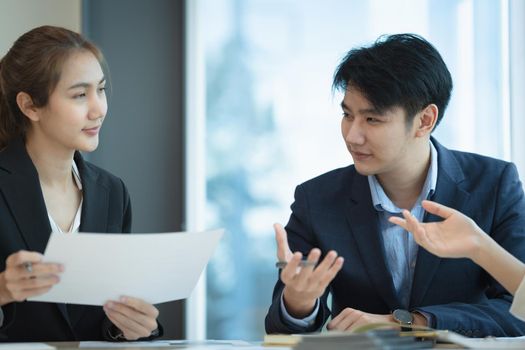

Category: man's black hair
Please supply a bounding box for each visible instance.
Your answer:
[333,33,453,127]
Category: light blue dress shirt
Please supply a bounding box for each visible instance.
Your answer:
[281,141,438,326]
[368,142,438,309]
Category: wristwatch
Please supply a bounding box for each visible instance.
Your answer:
[392,309,413,331]
[107,324,126,341]
[107,324,160,341]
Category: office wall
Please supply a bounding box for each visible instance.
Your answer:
[82,0,186,339]
[0,0,81,55]
[1,0,185,340]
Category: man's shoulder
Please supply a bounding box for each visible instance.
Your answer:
[299,165,357,191]
[447,148,508,164]
[291,166,358,209]
[442,147,511,174]
[433,138,508,167]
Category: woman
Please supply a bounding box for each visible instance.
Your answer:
[389,200,525,320]
[0,26,161,341]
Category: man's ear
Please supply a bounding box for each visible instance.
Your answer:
[415,104,438,137]
[16,92,40,122]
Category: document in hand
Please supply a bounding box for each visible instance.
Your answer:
[29,229,223,305]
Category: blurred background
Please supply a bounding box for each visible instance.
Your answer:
[1,0,524,342]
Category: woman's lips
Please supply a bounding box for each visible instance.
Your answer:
[82,126,100,136]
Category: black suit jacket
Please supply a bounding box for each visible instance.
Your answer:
[0,138,132,341]
[265,139,525,337]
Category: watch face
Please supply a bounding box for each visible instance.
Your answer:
[393,309,413,324]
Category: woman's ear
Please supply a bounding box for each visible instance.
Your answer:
[415,104,438,137]
[16,92,40,122]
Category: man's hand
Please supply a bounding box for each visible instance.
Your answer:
[327,308,394,331]
[327,308,427,332]
[0,250,63,306]
[103,296,159,341]
[274,223,344,318]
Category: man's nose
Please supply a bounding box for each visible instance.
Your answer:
[344,119,365,145]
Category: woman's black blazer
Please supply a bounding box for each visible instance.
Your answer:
[0,138,131,341]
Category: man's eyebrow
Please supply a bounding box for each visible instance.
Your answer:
[67,77,106,90]
[341,101,382,116]
[359,108,383,116]
[340,101,350,110]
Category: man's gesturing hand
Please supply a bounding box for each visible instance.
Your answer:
[274,223,344,318]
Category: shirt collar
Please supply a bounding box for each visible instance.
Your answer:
[48,160,83,234]
[368,140,438,213]
[72,160,83,190]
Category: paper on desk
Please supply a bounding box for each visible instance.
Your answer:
[438,331,525,349]
[79,340,256,348]
[0,344,54,349]
[29,230,223,305]
[80,341,172,348]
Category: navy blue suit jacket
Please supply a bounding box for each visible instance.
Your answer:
[265,139,525,337]
[0,138,132,341]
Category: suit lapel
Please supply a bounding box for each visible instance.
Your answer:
[0,139,73,328]
[76,152,109,233]
[0,143,111,330]
[0,139,52,254]
[410,139,470,307]
[345,172,400,309]
[1,181,52,253]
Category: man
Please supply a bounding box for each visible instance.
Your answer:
[264,34,525,337]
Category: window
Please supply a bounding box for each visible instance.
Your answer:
[186,0,512,340]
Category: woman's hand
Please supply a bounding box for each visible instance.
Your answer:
[0,250,63,306]
[388,200,485,260]
[103,296,159,341]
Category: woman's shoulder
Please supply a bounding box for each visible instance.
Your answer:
[74,153,128,193]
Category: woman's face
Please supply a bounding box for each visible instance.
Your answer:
[34,50,107,153]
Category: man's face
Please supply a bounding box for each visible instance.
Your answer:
[340,88,418,178]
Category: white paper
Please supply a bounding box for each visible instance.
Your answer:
[438,331,525,349]
[29,230,223,305]
[79,340,256,348]
[79,341,172,348]
[0,344,54,350]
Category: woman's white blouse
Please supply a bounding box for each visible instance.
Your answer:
[47,161,83,234]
